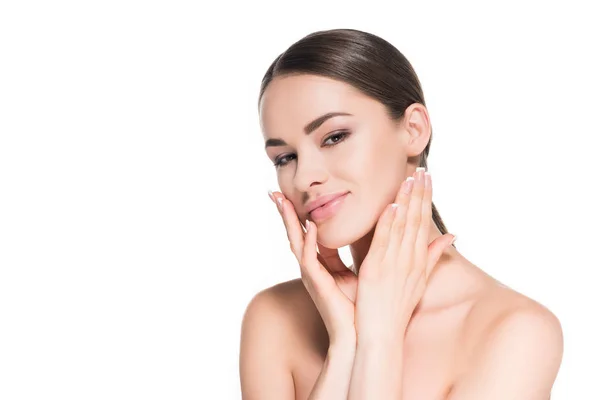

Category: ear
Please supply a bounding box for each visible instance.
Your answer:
[402,103,432,158]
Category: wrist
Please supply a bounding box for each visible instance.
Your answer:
[356,331,405,357]
[356,338,405,379]
[328,336,356,357]
[356,322,409,349]
[349,339,405,399]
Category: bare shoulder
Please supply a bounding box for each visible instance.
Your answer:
[451,281,564,397]
[462,282,563,351]
[258,278,329,351]
[239,278,325,399]
[246,278,322,332]
[240,277,314,358]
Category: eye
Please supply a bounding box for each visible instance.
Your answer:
[323,130,350,147]
[273,130,351,168]
[273,153,296,168]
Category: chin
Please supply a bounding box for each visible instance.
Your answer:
[314,217,365,249]
[313,203,381,250]
[315,234,350,250]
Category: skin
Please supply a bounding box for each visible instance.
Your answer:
[239,73,564,399]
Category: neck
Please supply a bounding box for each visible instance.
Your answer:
[349,217,445,274]
[348,218,479,312]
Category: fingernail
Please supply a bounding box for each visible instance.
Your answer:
[425,172,431,188]
[451,235,457,245]
[402,176,415,194]
[306,219,310,232]
[268,190,275,203]
[277,197,283,211]
[416,167,426,172]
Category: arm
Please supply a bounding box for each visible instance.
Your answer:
[345,169,453,399]
[347,335,405,400]
[447,307,563,400]
[307,338,356,400]
[239,290,295,400]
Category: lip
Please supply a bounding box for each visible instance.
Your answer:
[307,192,349,222]
[306,191,349,214]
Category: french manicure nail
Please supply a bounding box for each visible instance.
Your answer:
[403,176,415,193]
[277,197,283,210]
[268,190,275,203]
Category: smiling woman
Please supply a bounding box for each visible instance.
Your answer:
[239,28,563,400]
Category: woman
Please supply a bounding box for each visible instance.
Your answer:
[240,29,563,399]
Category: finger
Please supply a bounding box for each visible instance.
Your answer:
[268,190,276,205]
[414,171,433,276]
[387,176,414,262]
[396,167,426,268]
[364,202,398,265]
[273,192,305,262]
[317,242,347,273]
[301,220,336,295]
[271,192,345,276]
[425,234,456,281]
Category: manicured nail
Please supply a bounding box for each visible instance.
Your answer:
[268,190,275,203]
[451,235,457,245]
[425,172,431,188]
[306,219,310,232]
[277,197,283,211]
[403,176,415,193]
[416,167,426,181]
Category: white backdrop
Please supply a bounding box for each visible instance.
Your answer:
[1,1,598,399]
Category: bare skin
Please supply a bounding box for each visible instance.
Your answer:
[240,73,563,399]
[256,236,554,399]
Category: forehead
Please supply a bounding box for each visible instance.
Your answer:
[259,74,378,138]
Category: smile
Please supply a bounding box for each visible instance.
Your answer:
[309,192,349,223]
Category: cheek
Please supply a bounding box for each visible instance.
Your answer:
[345,135,396,183]
[276,174,295,205]
[354,139,405,202]
[335,135,377,178]
[276,171,307,217]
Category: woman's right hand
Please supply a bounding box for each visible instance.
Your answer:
[269,190,358,346]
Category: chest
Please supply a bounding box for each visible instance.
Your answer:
[291,313,467,400]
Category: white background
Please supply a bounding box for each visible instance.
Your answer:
[1,1,598,399]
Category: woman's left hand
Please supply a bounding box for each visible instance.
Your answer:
[354,167,456,345]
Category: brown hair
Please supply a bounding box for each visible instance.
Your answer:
[258,28,451,238]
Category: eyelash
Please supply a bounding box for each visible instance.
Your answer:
[273,130,351,168]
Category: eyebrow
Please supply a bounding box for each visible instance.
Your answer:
[264,112,352,149]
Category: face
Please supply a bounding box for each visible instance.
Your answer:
[260,74,415,249]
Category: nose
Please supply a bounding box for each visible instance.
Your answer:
[292,151,328,192]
